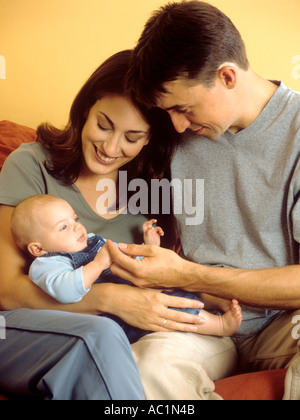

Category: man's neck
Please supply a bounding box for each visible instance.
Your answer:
[230,70,279,133]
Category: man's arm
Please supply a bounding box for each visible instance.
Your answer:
[185,262,300,310]
[108,241,300,310]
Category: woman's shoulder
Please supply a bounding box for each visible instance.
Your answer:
[0,142,53,207]
[1,142,50,176]
[1,142,51,182]
[7,142,49,162]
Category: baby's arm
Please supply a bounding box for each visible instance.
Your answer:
[82,243,112,290]
[143,219,165,247]
[29,246,112,304]
[29,256,91,303]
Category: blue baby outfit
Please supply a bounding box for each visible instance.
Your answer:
[30,234,202,343]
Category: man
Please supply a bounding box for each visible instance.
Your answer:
[108,1,300,399]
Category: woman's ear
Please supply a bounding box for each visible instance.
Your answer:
[27,242,48,258]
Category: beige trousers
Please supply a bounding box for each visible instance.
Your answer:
[131,310,300,400]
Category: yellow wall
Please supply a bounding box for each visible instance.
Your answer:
[0,0,300,129]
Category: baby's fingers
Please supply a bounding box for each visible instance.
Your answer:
[143,219,157,232]
[155,226,165,237]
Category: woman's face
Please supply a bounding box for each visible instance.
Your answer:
[81,95,150,179]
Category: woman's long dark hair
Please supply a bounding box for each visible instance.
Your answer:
[37,50,179,186]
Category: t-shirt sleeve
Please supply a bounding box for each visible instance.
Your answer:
[291,161,300,240]
[29,256,90,304]
[0,144,47,206]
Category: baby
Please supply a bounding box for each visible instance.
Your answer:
[10,194,242,343]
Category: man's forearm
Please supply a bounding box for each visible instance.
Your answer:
[183,262,300,310]
[107,243,300,310]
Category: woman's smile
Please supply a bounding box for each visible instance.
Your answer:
[93,144,119,165]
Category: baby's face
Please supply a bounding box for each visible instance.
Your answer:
[38,200,88,254]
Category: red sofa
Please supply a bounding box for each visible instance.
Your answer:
[0,120,287,400]
[0,120,37,170]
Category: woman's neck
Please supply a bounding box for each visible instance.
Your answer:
[75,167,123,220]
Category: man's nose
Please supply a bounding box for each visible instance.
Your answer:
[169,112,192,133]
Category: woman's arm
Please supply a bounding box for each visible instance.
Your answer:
[0,206,203,332]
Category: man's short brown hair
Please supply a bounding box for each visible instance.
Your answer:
[127,1,249,107]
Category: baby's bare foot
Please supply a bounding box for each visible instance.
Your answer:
[219,299,242,337]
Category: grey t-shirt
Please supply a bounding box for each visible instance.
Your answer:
[171,81,300,338]
[0,142,147,244]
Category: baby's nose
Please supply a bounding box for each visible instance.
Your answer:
[74,223,82,231]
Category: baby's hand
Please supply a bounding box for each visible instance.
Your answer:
[94,243,113,271]
[143,219,165,247]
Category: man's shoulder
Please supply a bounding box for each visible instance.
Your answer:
[276,81,300,111]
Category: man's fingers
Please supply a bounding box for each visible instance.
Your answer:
[106,241,148,283]
[110,262,138,284]
[106,240,137,268]
[118,243,157,257]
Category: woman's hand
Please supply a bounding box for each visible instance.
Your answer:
[103,283,204,333]
[107,240,189,289]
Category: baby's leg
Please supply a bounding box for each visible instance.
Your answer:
[196,300,242,337]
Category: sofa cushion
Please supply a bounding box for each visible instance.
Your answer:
[214,369,287,400]
[0,120,37,171]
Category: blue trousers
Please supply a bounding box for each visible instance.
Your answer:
[0,309,145,400]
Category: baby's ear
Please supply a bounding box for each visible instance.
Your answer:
[27,242,47,258]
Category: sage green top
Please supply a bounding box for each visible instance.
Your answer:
[0,142,147,244]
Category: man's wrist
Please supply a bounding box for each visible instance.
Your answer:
[179,259,207,293]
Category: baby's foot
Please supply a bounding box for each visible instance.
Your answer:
[219,299,242,337]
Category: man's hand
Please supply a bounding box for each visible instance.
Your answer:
[107,240,188,289]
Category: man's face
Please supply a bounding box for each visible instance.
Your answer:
[157,77,238,140]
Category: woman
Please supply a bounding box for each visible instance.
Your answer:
[0,50,201,400]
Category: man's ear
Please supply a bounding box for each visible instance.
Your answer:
[217,64,237,90]
[27,242,47,258]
